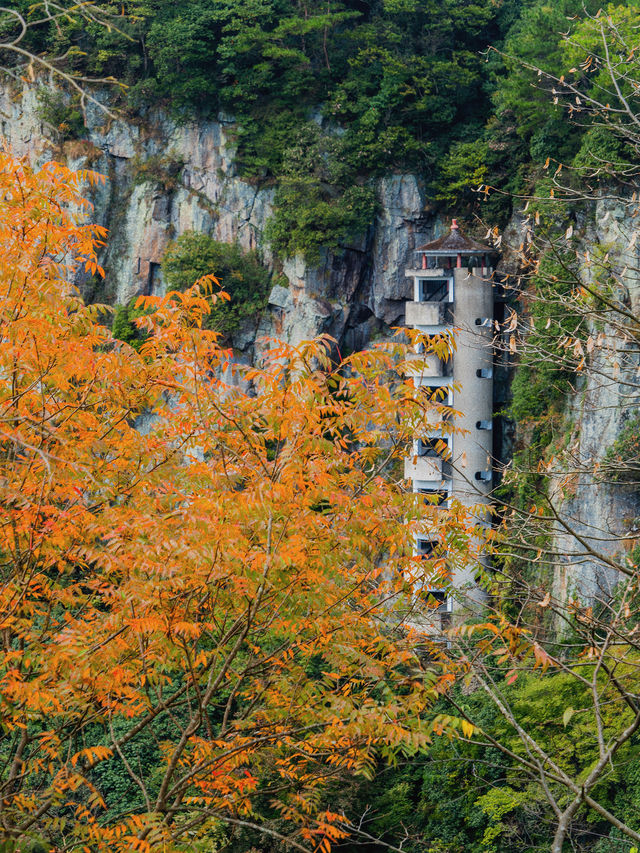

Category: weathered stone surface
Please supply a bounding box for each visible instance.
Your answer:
[0,82,448,359]
[370,174,434,324]
[503,200,640,608]
[7,81,638,610]
[267,285,292,311]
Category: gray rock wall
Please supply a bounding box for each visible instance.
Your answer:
[5,84,636,607]
[504,199,640,607]
[550,196,640,604]
[0,83,439,359]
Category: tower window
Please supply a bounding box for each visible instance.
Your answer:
[420,588,450,620]
[476,420,492,430]
[475,317,492,328]
[417,437,448,457]
[475,470,492,482]
[424,589,447,604]
[418,488,449,506]
[421,385,451,402]
[476,368,493,379]
[419,279,451,303]
[416,539,437,557]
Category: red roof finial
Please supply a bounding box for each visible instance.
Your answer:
[451,218,459,230]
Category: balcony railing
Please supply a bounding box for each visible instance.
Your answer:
[405,456,452,481]
[406,352,451,379]
[405,267,445,278]
[406,302,451,326]
[405,455,443,481]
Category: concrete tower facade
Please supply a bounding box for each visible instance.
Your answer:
[404,220,496,624]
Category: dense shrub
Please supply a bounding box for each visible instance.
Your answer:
[265,179,377,263]
[602,413,640,485]
[111,301,149,351]
[36,89,85,140]
[161,232,272,337]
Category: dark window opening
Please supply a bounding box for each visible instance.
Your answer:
[419,279,450,302]
[146,261,162,296]
[476,368,493,379]
[413,343,453,376]
[476,420,492,431]
[421,385,450,402]
[417,437,447,457]
[418,488,449,506]
[420,588,450,619]
[425,589,446,604]
[416,539,437,557]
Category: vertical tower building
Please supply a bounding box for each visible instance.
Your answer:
[404,220,496,622]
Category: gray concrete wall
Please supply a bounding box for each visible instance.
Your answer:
[451,268,494,506]
[404,264,495,624]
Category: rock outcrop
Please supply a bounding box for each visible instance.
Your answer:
[550,196,640,603]
[1,83,439,359]
[11,81,637,607]
[502,198,640,607]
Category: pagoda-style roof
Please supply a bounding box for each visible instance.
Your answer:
[416,220,491,255]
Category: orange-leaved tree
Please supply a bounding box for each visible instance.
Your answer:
[0,151,479,852]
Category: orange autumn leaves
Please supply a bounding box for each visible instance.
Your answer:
[0,151,477,851]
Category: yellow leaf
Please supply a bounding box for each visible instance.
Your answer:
[461,720,475,738]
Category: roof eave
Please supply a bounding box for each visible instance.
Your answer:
[414,247,494,255]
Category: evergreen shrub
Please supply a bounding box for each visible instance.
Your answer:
[162,232,272,337]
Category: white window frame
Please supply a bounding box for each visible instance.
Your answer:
[416,276,454,303]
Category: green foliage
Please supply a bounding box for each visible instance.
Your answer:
[494,1,584,141]
[36,88,85,140]
[322,668,640,853]
[475,787,530,852]
[509,251,581,424]
[573,126,634,175]
[265,178,377,263]
[470,0,640,223]
[497,249,582,574]
[602,412,640,485]
[90,713,169,816]
[563,4,640,110]
[529,113,582,166]
[19,0,528,255]
[253,120,378,261]
[474,0,604,220]
[434,140,489,206]
[161,231,272,337]
[111,301,149,351]
[16,0,640,250]
[132,152,185,191]
[526,176,572,227]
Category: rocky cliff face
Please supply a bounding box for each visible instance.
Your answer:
[1,83,439,360]
[549,196,640,604]
[502,199,640,607]
[7,82,635,605]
